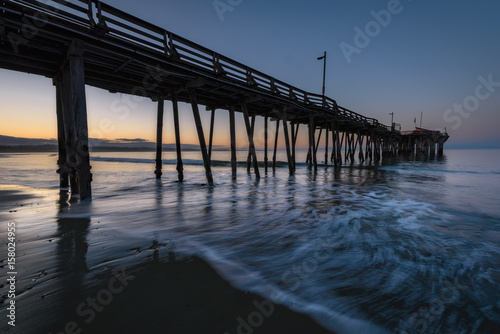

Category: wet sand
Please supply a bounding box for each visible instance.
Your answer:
[0,187,39,212]
[41,255,335,334]
[0,187,334,333]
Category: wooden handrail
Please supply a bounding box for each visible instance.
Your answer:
[5,0,392,132]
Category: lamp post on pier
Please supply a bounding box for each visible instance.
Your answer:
[317,51,327,101]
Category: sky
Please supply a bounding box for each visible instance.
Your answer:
[1,0,500,148]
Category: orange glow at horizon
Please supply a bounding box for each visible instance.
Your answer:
[0,70,304,149]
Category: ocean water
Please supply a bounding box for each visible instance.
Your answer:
[0,149,499,333]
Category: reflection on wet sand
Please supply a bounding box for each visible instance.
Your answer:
[41,190,332,334]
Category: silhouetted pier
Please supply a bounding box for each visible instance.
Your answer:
[0,0,448,200]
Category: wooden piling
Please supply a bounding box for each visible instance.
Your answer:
[306,120,312,167]
[324,125,329,166]
[429,139,436,157]
[339,130,346,164]
[314,128,322,160]
[60,65,79,196]
[292,123,299,171]
[264,113,268,173]
[358,132,364,163]
[291,122,296,166]
[172,95,184,181]
[229,105,237,178]
[154,98,164,179]
[350,132,357,162]
[438,141,444,156]
[375,135,381,161]
[272,119,280,171]
[208,107,216,162]
[247,114,256,173]
[308,114,317,169]
[188,88,214,186]
[281,108,294,175]
[55,77,69,189]
[372,135,376,160]
[367,136,371,159]
[330,122,336,164]
[68,39,91,200]
[241,104,260,178]
[335,124,342,166]
[344,130,350,163]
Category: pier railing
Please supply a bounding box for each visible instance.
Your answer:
[5,0,390,133]
[400,129,447,137]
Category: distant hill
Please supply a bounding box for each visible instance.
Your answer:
[0,135,229,152]
[0,135,57,146]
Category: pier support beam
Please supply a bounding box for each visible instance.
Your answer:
[292,123,299,171]
[308,114,317,169]
[188,88,214,186]
[242,104,260,178]
[429,139,436,157]
[272,119,280,171]
[371,135,376,161]
[282,108,294,175]
[264,113,268,174]
[365,135,371,161]
[339,131,345,163]
[229,105,237,179]
[59,66,79,196]
[344,130,350,163]
[335,124,342,166]
[55,78,69,189]
[154,98,164,179]
[350,132,357,162]
[330,122,336,164]
[437,140,445,156]
[324,125,329,166]
[373,135,380,161]
[70,42,92,199]
[57,39,92,200]
[208,107,216,162]
[172,95,184,182]
[358,132,364,163]
[246,114,256,173]
[314,128,322,164]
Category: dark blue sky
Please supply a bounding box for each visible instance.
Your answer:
[1,0,499,147]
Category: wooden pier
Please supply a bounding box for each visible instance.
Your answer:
[0,0,448,200]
